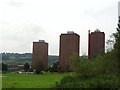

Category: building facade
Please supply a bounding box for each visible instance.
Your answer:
[7,64,24,71]
[88,30,105,58]
[59,31,80,71]
[118,1,120,17]
[32,40,48,70]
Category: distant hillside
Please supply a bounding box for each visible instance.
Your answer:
[1,53,59,65]
[48,55,59,65]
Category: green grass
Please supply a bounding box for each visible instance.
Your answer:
[2,72,69,88]
[0,73,2,89]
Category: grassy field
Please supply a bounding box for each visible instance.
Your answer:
[0,73,2,90]
[2,72,69,88]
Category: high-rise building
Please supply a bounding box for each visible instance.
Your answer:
[32,40,48,70]
[59,31,80,71]
[118,1,120,17]
[88,30,105,58]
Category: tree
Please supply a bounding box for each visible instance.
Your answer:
[35,61,45,74]
[49,62,59,72]
[2,63,8,72]
[0,63,2,71]
[24,63,30,72]
[114,16,120,73]
[70,53,80,72]
[106,34,115,52]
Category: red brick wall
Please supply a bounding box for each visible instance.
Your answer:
[32,41,48,70]
[59,33,80,71]
[88,31,105,58]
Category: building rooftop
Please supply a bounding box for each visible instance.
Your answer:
[33,40,48,44]
[39,40,45,42]
[61,31,79,36]
[67,31,74,34]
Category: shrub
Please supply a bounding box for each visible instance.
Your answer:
[55,76,75,88]
[60,76,75,84]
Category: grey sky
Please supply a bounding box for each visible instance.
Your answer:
[0,0,119,55]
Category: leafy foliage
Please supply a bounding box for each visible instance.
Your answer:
[115,16,120,73]
[49,62,59,72]
[60,76,75,85]
[2,63,8,71]
[35,61,43,74]
[56,76,76,88]
[55,73,119,88]
[24,63,30,72]
[56,44,119,88]
[70,53,80,72]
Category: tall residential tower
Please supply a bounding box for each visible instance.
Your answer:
[118,1,120,17]
[59,31,80,71]
[88,30,105,58]
[32,40,48,70]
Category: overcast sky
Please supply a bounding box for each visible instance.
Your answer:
[0,0,119,55]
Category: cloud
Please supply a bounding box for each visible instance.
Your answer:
[1,23,46,53]
[8,0,23,8]
[2,23,44,41]
[0,0,118,54]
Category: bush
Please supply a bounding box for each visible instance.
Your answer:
[76,59,93,79]
[55,72,119,88]
[60,76,75,84]
[35,69,43,74]
[55,76,75,88]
